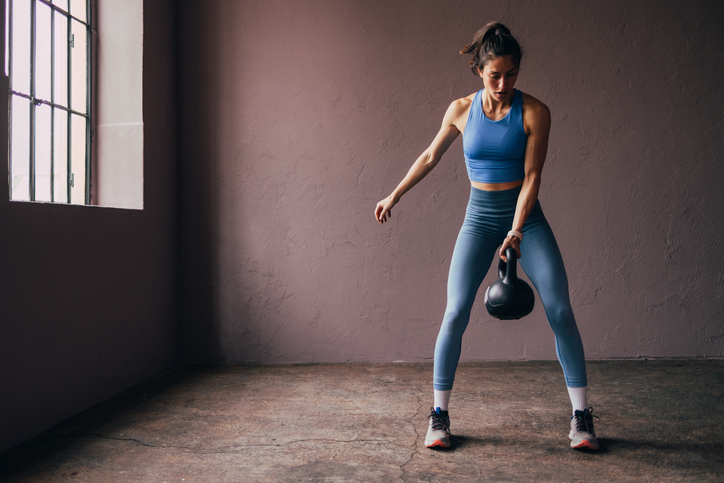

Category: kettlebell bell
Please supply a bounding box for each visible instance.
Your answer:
[484,247,535,320]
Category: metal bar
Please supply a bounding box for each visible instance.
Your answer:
[38,0,89,27]
[84,0,91,204]
[9,90,89,117]
[7,0,12,91]
[8,0,14,200]
[66,3,72,203]
[30,0,36,201]
[50,6,55,201]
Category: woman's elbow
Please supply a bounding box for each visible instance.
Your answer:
[422,151,440,170]
[523,172,542,187]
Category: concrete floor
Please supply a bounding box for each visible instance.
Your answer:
[1,360,723,482]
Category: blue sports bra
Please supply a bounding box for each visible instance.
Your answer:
[463,89,527,183]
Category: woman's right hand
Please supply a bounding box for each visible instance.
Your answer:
[375,195,397,223]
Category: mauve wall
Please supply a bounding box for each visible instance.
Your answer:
[0,0,177,452]
[177,0,724,363]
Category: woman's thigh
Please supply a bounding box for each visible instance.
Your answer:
[446,225,501,314]
[519,209,573,321]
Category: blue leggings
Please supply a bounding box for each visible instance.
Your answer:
[433,185,587,390]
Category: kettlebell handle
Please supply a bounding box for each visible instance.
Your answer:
[497,247,518,283]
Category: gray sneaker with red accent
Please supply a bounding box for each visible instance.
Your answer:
[425,407,451,448]
[569,407,599,450]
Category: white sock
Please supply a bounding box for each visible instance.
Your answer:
[567,386,588,415]
[434,389,451,411]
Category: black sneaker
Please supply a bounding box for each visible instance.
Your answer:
[425,407,451,448]
[569,407,599,450]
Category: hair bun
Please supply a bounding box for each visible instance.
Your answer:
[460,22,522,74]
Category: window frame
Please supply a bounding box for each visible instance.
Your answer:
[6,0,92,204]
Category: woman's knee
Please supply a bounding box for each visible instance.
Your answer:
[545,301,576,332]
[440,304,471,337]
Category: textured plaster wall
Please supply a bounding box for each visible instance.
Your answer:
[0,0,178,452]
[177,0,724,363]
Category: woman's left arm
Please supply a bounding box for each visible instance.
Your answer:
[499,97,551,261]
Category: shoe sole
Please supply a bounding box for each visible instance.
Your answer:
[570,439,599,450]
[425,439,451,449]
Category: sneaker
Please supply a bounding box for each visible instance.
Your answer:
[569,407,599,450]
[425,407,451,448]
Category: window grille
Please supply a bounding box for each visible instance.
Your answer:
[5,0,91,204]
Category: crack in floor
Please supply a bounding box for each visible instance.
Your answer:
[84,434,159,448]
[399,391,425,481]
[60,433,390,453]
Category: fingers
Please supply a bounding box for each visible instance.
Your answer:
[499,237,522,262]
[375,206,391,223]
[498,243,508,262]
[374,203,384,222]
[380,208,391,223]
[499,243,508,260]
[375,199,393,223]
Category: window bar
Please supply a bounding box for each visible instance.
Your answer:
[38,0,90,27]
[66,6,72,203]
[29,0,36,201]
[7,90,87,115]
[50,5,55,202]
[7,0,13,200]
[85,0,91,204]
[5,0,11,91]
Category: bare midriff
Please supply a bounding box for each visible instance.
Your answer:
[471,179,524,191]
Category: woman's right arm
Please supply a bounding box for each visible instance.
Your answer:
[375,100,466,223]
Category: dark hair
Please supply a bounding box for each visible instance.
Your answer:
[460,22,523,75]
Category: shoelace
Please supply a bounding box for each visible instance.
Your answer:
[573,408,599,434]
[428,408,449,432]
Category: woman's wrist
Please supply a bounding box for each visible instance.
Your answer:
[507,229,523,241]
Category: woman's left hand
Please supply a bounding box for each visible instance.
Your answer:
[499,235,521,262]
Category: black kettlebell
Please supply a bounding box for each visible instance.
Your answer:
[484,247,535,320]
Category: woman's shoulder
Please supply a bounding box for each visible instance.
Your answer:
[518,91,550,115]
[442,91,481,130]
[518,91,551,134]
[448,91,478,114]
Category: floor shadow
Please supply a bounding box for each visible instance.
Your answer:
[594,437,617,453]
[448,434,498,450]
[0,366,215,479]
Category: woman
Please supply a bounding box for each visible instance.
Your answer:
[374,22,598,451]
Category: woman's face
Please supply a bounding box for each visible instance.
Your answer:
[478,55,519,103]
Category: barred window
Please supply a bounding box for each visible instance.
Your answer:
[5,0,91,204]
